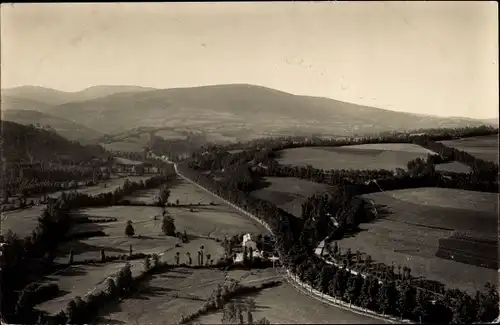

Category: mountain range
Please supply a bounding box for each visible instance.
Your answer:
[1,84,497,145]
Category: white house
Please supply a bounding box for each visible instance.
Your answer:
[233,233,263,263]
[242,233,257,250]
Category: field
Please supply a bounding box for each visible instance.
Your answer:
[1,205,46,237]
[250,177,333,218]
[1,176,152,238]
[93,268,279,325]
[101,141,145,152]
[435,161,471,173]
[190,282,386,324]
[331,188,498,293]
[37,178,268,316]
[277,143,436,170]
[37,262,131,315]
[123,177,220,206]
[58,178,268,264]
[439,135,498,164]
[113,157,144,165]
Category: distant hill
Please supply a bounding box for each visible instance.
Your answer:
[1,85,156,108]
[44,84,490,138]
[1,95,53,112]
[1,109,102,141]
[0,121,109,164]
[482,117,499,126]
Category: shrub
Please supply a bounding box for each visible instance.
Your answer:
[125,220,135,237]
[162,215,176,236]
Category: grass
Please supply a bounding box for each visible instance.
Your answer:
[189,282,386,324]
[1,176,153,238]
[101,141,146,153]
[435,161,472,173]
[113,157,144,165]
[375,187,498,214]
[36,262,131,315]
[277,143,436,170]
[331,187,498,293]
[1,205,46,237]
[438,134,498,164]
[41,178,268,316]
[94,268,275,325]
[250,177,333,218]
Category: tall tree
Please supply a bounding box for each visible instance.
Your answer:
[157,185,170,206]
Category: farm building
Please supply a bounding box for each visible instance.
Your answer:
[112,158,159,175]
[233,233,263,263]
[242,233,257,250]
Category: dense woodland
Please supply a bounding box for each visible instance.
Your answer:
[1,121,110,164]
[178,125,499,324]
[1,121,115,200]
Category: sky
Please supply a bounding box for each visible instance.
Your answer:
[1,2,498,119]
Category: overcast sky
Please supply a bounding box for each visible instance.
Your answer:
[1,2,497,119]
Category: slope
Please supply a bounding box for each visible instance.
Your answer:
[1,109,102,141]
[1,95,53,112]
[1,85,156,108]
[46,84,489,137]
[0,121,109,163]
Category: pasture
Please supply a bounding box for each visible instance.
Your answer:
[439,134,498,164]
[332,187,498,293]
[190,282,386,324]
[1,176,152,238]
[1,205,46,237]
[101,141,145,152]
[36,262,131,315]
[250,177,333,218]
[36,177,269,317]
[277,143,436,170]
[59,177,267,263]
[435,161,471,173]
[94,268,277,325]
[122,176,214,205]
[113,157,144,165]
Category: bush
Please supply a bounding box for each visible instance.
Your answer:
[125,220,135,237]
[162,215,176,236]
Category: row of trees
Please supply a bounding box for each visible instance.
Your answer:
[48,256,165,325]
[188,126,497,164]
[1,197,73,324]
[412,135,498,178]
[2,178,93,201]
[50,175,170,209]
[177,129,499,324]
[0,174,174,324]
[209,125,497,155]
[186,127,497,196]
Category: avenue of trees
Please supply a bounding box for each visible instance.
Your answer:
[177,125,499,324]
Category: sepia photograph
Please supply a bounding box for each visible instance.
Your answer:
[0,2,498,324]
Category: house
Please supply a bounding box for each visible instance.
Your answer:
[112,157,161,175]
[233,250,263,263]
[242,233,257,250]
[233,233,263,263]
